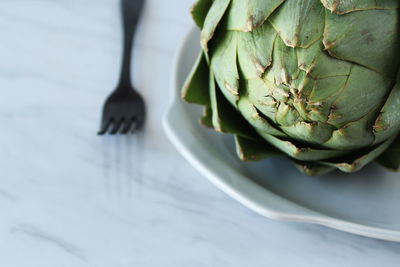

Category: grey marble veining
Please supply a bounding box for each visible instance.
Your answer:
[1,0,400,266]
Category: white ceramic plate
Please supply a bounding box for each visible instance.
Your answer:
[163,27,400,242]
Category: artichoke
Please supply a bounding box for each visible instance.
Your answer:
[182,0,400,175]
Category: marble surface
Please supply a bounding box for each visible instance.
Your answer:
[1,0,400,266]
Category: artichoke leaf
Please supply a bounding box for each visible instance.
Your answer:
[276,103,301,126]
[328,65,393,128]
[320,135,396,173]
[324,8,400,77]
[269,0,325,48]
[296,39,351,79]
[225,0,285,32]
[191,0,213,29]
[237,21,277,79]
[237,96,286,137]
[257,131,347,161]
[200,106,213,128]
[375,135,400,170]
[305,76,348,123]
[309,76,347,103]
[246,78,282,122]
[182,51,211,106]
[373,82,400,144]
[209,70,258,139]
[324,107,378,150]
[201,0,231,50]
[210,30,239,104]
[320,0,400,15]
[234,135,282,161]
[266,35,299,85]
[281,121,334,146]
[292,160,335,176]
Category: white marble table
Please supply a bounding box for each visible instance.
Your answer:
[1,0,400,266]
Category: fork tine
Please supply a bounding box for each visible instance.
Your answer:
[130,119,138,133]
[110,118,124,134]
[121,117,135,134]
[98,119,113,135]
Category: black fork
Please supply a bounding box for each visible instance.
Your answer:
[98,0,146,135]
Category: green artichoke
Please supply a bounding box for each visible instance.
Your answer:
[182,0,400,175]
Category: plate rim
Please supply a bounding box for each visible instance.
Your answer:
[162,26,400,242]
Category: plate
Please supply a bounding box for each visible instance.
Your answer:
[163,27,400,242]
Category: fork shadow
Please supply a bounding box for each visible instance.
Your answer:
[101,130,146,199]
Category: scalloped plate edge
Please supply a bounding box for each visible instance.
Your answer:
[162,26,400,242]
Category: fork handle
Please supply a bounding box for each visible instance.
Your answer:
[118,0,145,89]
